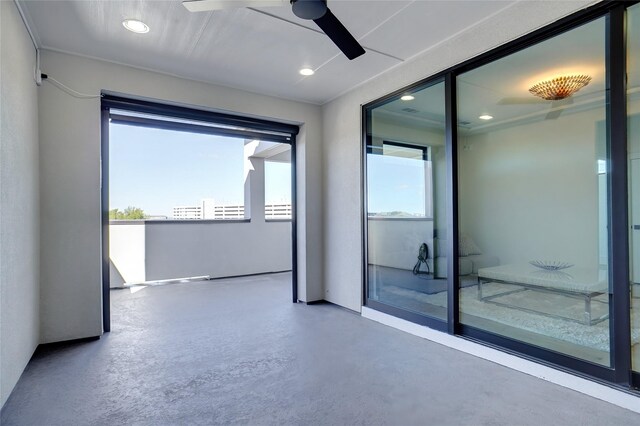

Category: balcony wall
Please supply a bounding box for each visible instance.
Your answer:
[110,220,291,286]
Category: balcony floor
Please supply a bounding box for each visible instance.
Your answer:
[2,272,639,425]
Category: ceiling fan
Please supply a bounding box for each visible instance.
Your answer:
[182,0,366,60]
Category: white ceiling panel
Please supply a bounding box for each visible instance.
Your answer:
[292,48,401,103]
[20,0,519,104]
[181,8,346,101]
[360,1,512,60]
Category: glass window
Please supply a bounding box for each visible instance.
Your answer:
[457,17,610,365]
[627,3,640,373]
[366,81,448,321]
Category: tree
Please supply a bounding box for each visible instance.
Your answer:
[109,206,147,220]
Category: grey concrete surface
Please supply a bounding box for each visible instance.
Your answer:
[2,272,639,425]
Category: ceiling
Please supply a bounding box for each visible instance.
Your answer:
[18,0,515,104]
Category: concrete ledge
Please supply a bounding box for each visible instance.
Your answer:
[361,306,640,414]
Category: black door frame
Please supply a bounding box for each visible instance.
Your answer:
[362,0,639,390]
[100,95,300,331]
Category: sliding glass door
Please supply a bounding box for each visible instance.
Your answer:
[365,81,448,324]
[364,2,640,389]
[456,17,612,365]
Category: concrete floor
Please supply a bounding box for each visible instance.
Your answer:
[2,272,639,425]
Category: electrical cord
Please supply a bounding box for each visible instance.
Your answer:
[41,74,101,99]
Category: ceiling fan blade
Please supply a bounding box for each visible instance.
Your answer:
[544,97,574,120]
[559,96,574,105]
[182,0,287,12]
[545,109,563,120]
[313,8,365,60]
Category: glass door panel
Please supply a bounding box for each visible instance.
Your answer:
[365,81,448,321]
[456,17,611,365]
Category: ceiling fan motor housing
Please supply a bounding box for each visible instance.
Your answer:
[291,0,328,20]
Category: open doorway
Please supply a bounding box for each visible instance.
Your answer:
[100,96,298,331]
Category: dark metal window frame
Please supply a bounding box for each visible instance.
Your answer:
[367,140,429,161]
[102,95,299,139]
[362,76,447,329]
[366,139,432,221]
[362,0,639,391]
[101,95,300,332]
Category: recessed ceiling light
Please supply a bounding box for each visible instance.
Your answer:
[401,95,415,101]
[299,68,315,76]
[479,114,493,120]
[122,19,149,34]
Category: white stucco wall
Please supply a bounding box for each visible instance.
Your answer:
[145,220,291,280]
[0,1,40,407]
[110,220,291,285]
[109,224,145,286]
[321,1,598,312]
[38,50,323,344]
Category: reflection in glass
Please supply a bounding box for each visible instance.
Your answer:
[457,17,612,365]
[366,81,448,320]
[628,3,640,373]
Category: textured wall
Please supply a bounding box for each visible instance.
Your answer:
[0,1,40,407]
[145,221,291,281]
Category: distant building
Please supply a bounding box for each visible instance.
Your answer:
[265,203,292,219]
[173,199,290,220]
[212,204,245,219]
[173,199,245,220]
[172,205,203,219]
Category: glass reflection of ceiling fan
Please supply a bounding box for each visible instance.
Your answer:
[497,96,573,120]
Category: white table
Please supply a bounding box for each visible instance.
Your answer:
[477,264,609,325]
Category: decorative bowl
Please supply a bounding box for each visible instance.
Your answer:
[529,260,574,271]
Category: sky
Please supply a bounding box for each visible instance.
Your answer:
[109,123,290,217]
[367,153,427,216]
